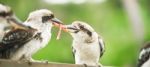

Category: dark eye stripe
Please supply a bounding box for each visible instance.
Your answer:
[74,30,79,33]
[51,14,54,18]
[0,11,13,17]
[42,16,51,23]
[0,12,6,17]
[78,24,92,37]
[67,27,78,30]
[87,31,92,37]
[42,14,54,23]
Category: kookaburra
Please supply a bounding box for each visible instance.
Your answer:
[0,4,22,41]
[64,21,105,67]
[138,42,150,67]
[0,9,62,61]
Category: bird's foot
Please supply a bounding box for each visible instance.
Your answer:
[25,60,33,66]
[17,58,33,65]
[83,64,88,67]
[31,59,49,64]
[97,63,103,67]
[40,60,49,64]
[25,59,49,65]
[26,60,48,65]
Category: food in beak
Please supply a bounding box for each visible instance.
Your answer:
[56,24,62,40]
[51,18,62,24]
[53,22,68,40]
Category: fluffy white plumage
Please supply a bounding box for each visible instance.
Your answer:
[0,4,11,12]
[66,21,105,66]
[138,42,150,67]
[142,59,150,67]
[0,4,22,41]
[11,9,55,61]
[0,9,62,61]
[0,4,12,41]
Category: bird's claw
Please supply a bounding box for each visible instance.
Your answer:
[26,60,33,66]
[41,60,49,64]
[83,64,88,67]
[97,63,103,67]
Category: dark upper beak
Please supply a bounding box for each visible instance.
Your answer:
[65,25,80,32]
[67,27,79,30]
[51,18,63,24]
[65,25,77,30]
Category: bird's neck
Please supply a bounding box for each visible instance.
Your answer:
[0,19,10,29]
[23,21,52,46]
[73,36,94,44]
[23,21,52,32]
[73,32,98,43]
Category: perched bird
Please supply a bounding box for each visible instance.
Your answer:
[0,9,62,61]
[138,42,150,67]
[65,21,105,67]
[0,4,22,41]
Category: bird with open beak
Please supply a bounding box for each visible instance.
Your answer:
[138,42,150,67]
[64,21,105,67]
[0,4,22,41]
[0,9,62,61]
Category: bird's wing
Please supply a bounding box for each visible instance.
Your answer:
[7,17,31,30]
[98,36,105,58]
[137,49,150,67]
[72,46,76,59]
[0,29,36,51]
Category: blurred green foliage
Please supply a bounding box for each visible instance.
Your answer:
[0,0,150,66]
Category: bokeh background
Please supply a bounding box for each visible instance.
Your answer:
[0,0,150,67]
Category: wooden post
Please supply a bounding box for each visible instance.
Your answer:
[0,59,115,67]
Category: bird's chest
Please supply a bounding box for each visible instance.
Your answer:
[11,32,51,60]
[142,58,150,67]
[73,42,99,60]
[25,32,51,51]
[40,31,51,47]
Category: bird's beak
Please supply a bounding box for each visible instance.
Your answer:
[51,18,68,32]
[51,18,63,24]
[51,18,64,28]
[66,25,78,30]
[63,25,79,33]
[7,16,36,31]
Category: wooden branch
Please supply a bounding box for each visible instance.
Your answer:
[0,59,114,67]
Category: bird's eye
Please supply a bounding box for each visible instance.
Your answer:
[51,14,54,18]
[87,31,92,37]
[42,14,55,23]
[42,16,51,23]
[0,11,6,17]
[79,25,84,30]
[74,30,79,33]
[0,11,13,17]
[78,24,92,36]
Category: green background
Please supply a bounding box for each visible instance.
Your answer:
[0,0,150,67]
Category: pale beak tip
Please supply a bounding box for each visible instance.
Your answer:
[51,18,63,24]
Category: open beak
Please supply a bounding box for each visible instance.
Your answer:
[51,18,63,24]
[63,25,79,33]
[66,25,79,30]
[51,18,68,32]
[51,18,64,28]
